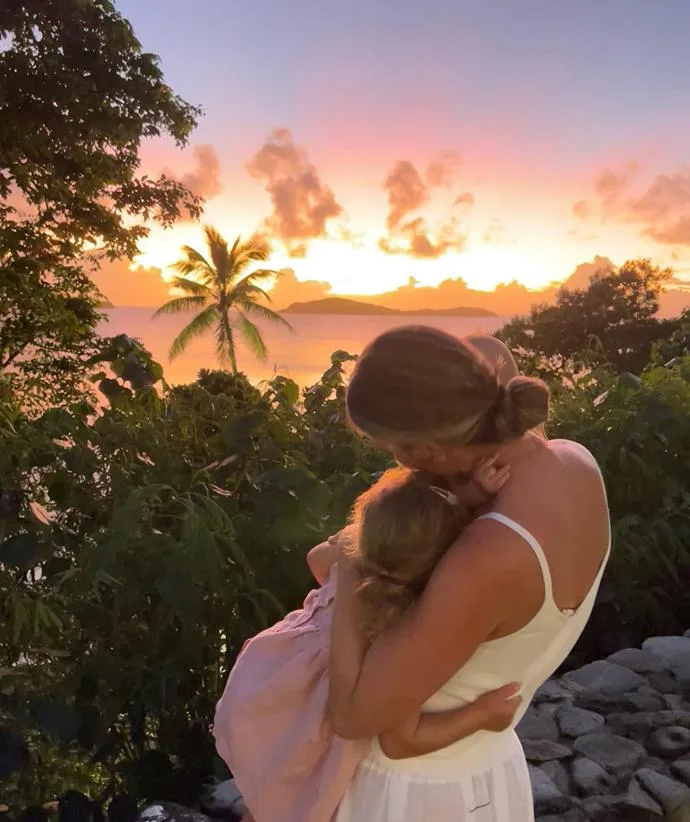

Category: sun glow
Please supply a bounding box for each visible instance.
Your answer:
[134,224,562,299]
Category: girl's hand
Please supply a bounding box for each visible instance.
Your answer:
[472,683,522,732]
[472,455,511,496]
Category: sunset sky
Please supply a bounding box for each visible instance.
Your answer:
[102,0,690,305]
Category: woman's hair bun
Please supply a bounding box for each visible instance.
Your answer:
[493,376,549,440]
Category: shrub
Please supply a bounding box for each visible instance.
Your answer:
[0,349,386,811]
[550,358,690,664]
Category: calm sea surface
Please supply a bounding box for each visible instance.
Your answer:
[99,309,509,388]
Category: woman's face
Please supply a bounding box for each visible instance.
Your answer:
[370,437,480,476]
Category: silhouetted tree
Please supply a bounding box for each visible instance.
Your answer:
[499,259,674,376]
[154,227,291,372]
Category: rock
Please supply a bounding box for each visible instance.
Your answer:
[642,636,690,670]
[635,768,690,813]
[580,795,623,822]
[648,670,683,695]
[574,688,628,714]
[624,688,667,712]
[606,711,653,737]
[670,653,690,689]
[138,805,212,822]
[607,710,690,738]
[641,756,672,775]
[648,727,690,759]
[523,738,572,763]
[534,680,575,704]
[608,647,670,674]
[643,637,690,662]
[557,705,605,738]
[563,660,647,695]
[516,707,560,741]
[200,781,246,820]
[672,759,690,786]
[665,694,688,711]
[573,732,646,776]
[541,759,571,794]
[537,813,586,822]
[613,777,663,819]
[528,765,572,815]
[571,756,614,796]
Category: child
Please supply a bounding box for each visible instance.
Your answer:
[213,459,519,822]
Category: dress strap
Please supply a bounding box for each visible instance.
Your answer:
[478,512,554,602]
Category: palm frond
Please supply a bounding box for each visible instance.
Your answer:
[169,305,219,360]
[167,276,212,297]
[236,311,269,361]
[171,246,216,282]
[204,225,230,284]
[229,234,272,280]
[153,295,208,318]
[231,280,272,304]
[239,300,294,331]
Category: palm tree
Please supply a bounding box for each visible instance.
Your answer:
[153,226,292,373]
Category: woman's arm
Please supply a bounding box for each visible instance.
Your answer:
[328,518,535,739]
[378,683,521,760]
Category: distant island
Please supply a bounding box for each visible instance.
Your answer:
[282,297,497,317]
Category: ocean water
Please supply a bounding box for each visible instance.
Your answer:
[99,309,508,389]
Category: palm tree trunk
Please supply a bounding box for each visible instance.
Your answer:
[221,310,238,374]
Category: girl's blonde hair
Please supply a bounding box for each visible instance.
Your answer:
[346,326,549,446]
[345,467,469,641]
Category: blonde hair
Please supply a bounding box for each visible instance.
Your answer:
[346,467,469,641]
[346,326,548,446]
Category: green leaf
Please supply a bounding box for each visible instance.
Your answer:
[619,372,643,391]
[155,572,199,614]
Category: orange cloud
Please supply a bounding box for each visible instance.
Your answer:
[453,192,475,209]
[578,162,690,247]
[572,200,591,220]
[247,128,343,257]
[268,268,333,309]
[425,150,462,188]
[378,159,468,259]
[91,259,171,307]
[163,144,222,217]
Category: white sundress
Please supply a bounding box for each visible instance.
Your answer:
[335,451,611,822]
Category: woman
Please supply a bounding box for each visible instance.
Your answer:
[328,326,610,822]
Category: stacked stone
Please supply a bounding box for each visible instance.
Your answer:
[137,633,690,822]
[522,634,690,822]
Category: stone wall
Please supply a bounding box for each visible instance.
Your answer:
[139,634,690,822]
[520,634,690,821]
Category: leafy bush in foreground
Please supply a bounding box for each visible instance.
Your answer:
[1,332,689,811]
[0,349,386,811]
[551,358,690,664]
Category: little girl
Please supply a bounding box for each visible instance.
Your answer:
[213,459,519,822]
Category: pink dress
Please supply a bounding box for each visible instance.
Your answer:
[213,569,368,822]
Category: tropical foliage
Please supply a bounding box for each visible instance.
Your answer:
[2,316,689,813]
[154,228,291,371]
[1,4,689,818]
[0,343,386,813]
[498,259,677,378]
[0,0,201,410]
